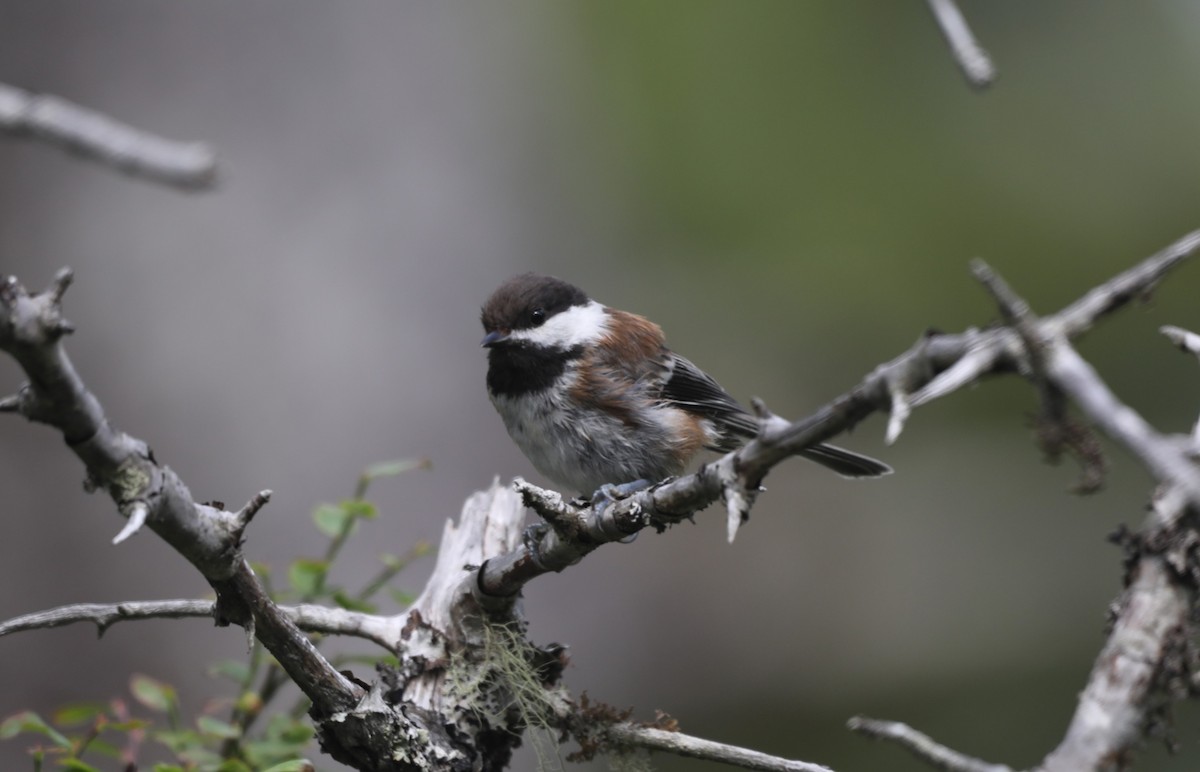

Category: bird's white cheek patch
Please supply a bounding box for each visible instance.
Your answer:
[511,301,608,349]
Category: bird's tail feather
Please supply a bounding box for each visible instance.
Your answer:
[799,443,892,478]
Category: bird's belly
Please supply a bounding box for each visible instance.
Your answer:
[490,390,683,495]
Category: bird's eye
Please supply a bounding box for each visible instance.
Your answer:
[530,308,546,326]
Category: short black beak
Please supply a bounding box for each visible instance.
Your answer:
[481,330,509,348]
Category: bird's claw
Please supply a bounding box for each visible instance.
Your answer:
[591,479,652,543]
[590,479,652,509]
[523,521,550,567]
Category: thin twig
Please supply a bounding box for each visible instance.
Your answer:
[925,0,996,89]
[112,501,150,545]
[0,599,402,651]
[607,722,836,772]
[0,600,215,638]
[1161,325,1200,444]
[0,82,217,191]
[234,489,273,531]
[1046,339,1200,510]
[1055,230,1200,338]
[848,717,1012,772]
[355,541,432,603]
[973,259,1103,490]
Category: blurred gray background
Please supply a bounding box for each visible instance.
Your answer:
[3,2,1200,770]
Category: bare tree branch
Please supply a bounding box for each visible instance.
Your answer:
[0,82,217,190]
[1161,324,1200,357]
[0,272,361,720]
[971,259,1102,489]
[1049,230,1200,335]
[606,721,836,772]
[1039,489,1194,771]
[925,0,996,89]
[0,599,401,651]
[1161,325,1200,444]
[848,250,1200,771]
[847,717,1012,772]
[1047,339,1200,505]
[0,600,215,638]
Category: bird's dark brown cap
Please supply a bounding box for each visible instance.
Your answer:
[480,273,588,335]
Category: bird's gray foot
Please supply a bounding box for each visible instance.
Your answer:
[523,521,550,565]
[591,479,652,543]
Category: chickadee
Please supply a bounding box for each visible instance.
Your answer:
[481,273,891,497]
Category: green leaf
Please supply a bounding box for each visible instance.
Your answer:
[152,765,186,772]
[354,458,431,499]
[376,542,432,573]
[331,591,376,613]
[51,703,105,728]
[130,675,177,713]
[104,720,150,732]
[235,691,263,714]
[337,652,398,668]
[245,716,313,764]
[312,504,350,538]
[261,761,315,772]
[207,659,251,683]
[1,710,43,738]
[277,722,313,745]
[213,759,254,772]
[389,588,416,606]
[196,715,240,739]
[339,499,377,520]
[287,559,328,596]
[78,738,120,758]
[152,728,204,753]
[0,711,71,748]
[60,760,102,772]
[363,458,430,480]
[243,739,296,761]
[262,713,304,739]
[175,746,222,766]
[244,740,309,767]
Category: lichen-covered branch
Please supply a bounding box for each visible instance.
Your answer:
[1039,493,1193,771]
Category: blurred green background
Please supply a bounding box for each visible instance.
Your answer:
[2,2,1200,770]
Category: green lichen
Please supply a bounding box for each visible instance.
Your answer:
[107,457,151,504]
[445,620,564,771]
